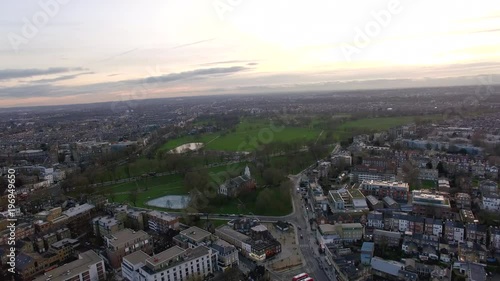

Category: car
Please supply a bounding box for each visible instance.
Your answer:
[298,226,302,230]
[300,234,303,239]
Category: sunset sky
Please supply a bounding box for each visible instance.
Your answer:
[1,0,499,107]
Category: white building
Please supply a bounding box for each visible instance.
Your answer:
[453,225,465,243]
[482,191,500,211]
[130,245,216,281]
[122,251,150,281]
[433,221,443,237]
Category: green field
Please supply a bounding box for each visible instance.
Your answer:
[159,119,323,152]
[332,115,442,141]
[101,163,247,208]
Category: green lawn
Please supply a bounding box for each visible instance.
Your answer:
[421,179,437,189]
[332,115,442,141]
[159,118,323,152]
[212,188,293,216]
[102,163,248,208]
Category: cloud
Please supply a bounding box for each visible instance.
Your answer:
[31,72,94,83]
[198,60,259,66]
[133,66,250,85]
[170,38,215,49]
[0,67,86,80]
[0,66,250,99]
[98,48,140,62]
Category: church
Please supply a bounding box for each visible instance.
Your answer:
[218,165,256,197]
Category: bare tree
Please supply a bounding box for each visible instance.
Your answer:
[129,188,139,206]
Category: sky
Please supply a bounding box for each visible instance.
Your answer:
[0,0,499,108]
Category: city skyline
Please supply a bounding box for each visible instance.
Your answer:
[1,0,499,108]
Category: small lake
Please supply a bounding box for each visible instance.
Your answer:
[146,195,191,209]
[169,142,204,154]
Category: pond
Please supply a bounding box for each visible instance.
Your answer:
[169,142,204,154]
[146,195,191,209]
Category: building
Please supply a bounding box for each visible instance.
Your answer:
[60,203,95,235]
[418,168,438,181]
[146,211,179,233]
[367,211,384,229]
[122,250,150,281]
[382,196,400,209]
[210,239,239,271]
[490,227,500,253]
[248,225,281,259]
[105,229,153,268]
[215,226,252,256]
[328,188,368,213]
[481,189,500,211]
[174,226,213,249]
[361,242,375,265]
[373,229,402,247]
[371,257,405,281]
[411,190,451,219]
[360,180,409,202]
[33,250,105,281]
[218,166,256,197]
[129,245,216,281]
[350,165,396,183]
[366,195,383,210]
[438,179,451,192]
[317,223,364,243]
[456,193,472,210]
[92,216,124,237]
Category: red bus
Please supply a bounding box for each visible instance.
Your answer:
[292,273,309,281]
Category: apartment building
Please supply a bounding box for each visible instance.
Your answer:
[360,180,409,203]
[412,190,452,219]
[106,229,153,268]
[34,250,106,281]
[146,211,180,233]
[134,246,217,281]
[92,216,124,237]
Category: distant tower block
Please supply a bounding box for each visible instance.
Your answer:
[244,165,251,178]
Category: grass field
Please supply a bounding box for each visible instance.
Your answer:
[420,179,437,189]
[212,188,293,216]
[159,118,323,152]
[101,163,247,208]
[332,115,442,141]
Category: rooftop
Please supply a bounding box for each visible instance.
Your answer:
[146,246,185,267]
[62,203,95,218]
[362,180,409,190]
[147,210,177,221]
[180,226,211,242]
[412,190,451,207]
[143,246,210,274]
[107,229,149,249]
[34,251,103,281]
[123,250,151,266]
[216,225,250,242]
[318,224,337,235]
[251,224,268,232]
[361,242,375,252]
[371,256,404,277]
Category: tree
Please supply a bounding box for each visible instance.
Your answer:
[129,188,139,206]
[109,191,116,202]
[426,142,432,150]
[256,189,274,213]
[426,162,433,169]
[262,168,285,186]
